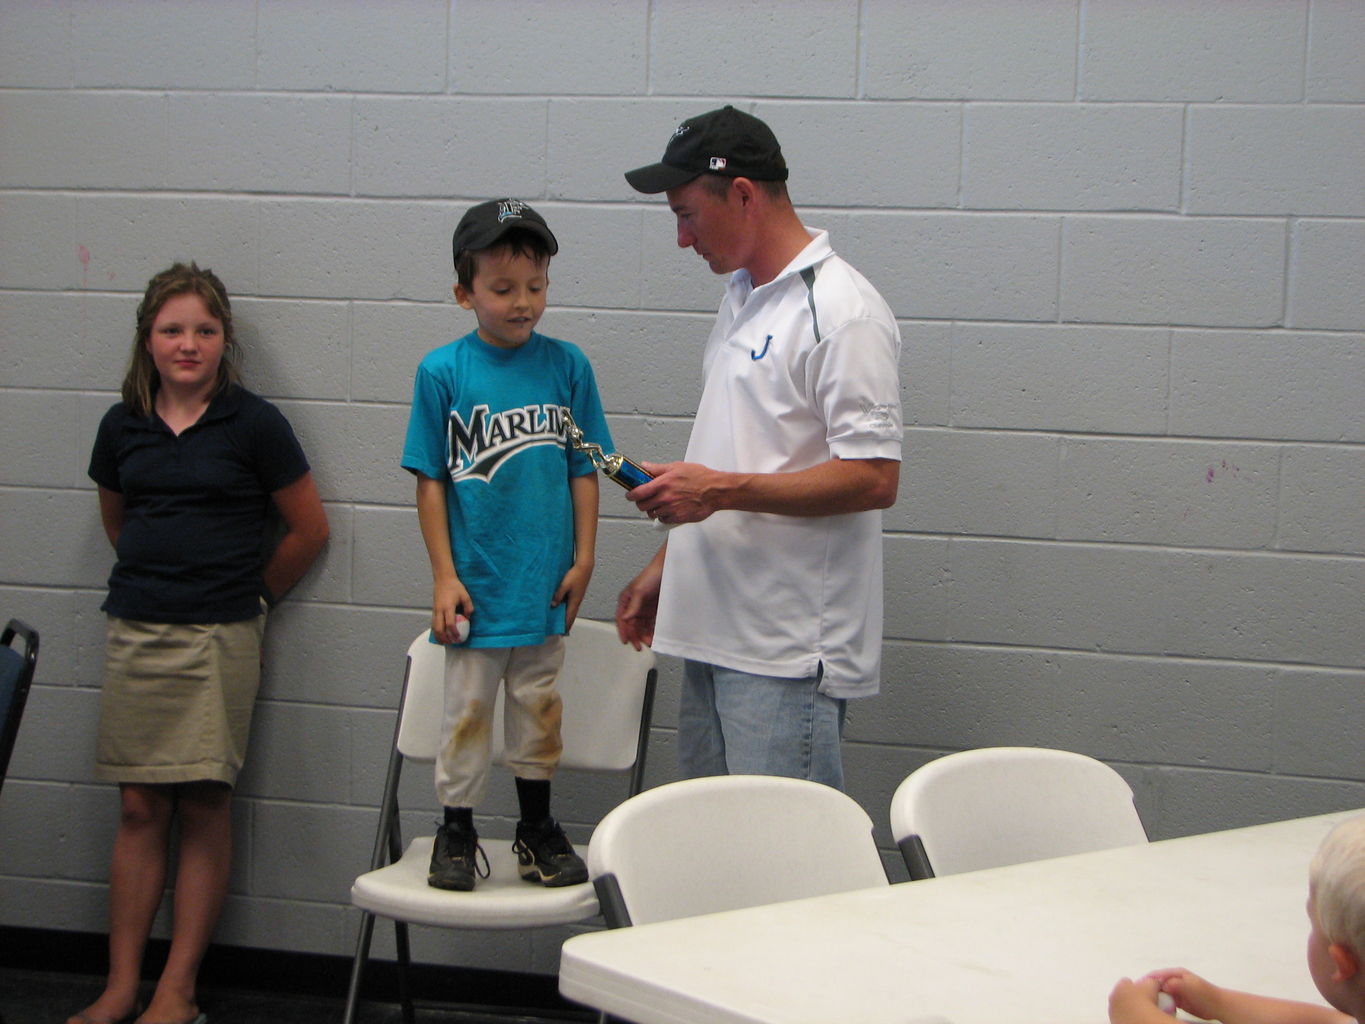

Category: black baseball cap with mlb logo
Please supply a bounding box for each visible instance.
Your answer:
[625,106,789,194]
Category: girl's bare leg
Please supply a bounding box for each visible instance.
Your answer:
[137,781,232,1024]
[67,783,174,1024]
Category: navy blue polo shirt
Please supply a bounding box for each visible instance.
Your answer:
[88,385,310,624]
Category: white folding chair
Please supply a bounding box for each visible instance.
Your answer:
[588,775,888,929]
[890,746,1148,880]
[343,620,656,1024]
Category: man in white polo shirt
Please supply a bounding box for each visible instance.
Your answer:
[615,106,903,790]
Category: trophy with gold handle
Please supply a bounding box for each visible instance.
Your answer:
[563,411,654,490]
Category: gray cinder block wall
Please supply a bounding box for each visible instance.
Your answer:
[1,0,1362,977]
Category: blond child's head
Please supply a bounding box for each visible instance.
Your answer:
[1308,814,1365,1016]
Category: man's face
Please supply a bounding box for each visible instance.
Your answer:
[666,177,747,276]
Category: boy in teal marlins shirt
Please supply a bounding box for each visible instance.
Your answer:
[402,199,612,891]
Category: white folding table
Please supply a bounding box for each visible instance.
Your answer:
[560,808,1361,1024]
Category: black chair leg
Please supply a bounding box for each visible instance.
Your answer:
[395,919,415,1024]
[341,910,377,1024]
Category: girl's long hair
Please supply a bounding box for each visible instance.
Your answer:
[121,262,240,416]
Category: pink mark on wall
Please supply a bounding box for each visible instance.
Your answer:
[1205,460,1240,483]
[79,244,91,288]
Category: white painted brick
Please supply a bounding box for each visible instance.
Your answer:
[649,1,859,98]
[0,487,109,590]
[541,205,646,310]
[902,321,953,428]
[78,296,142,391]
[1307,0,1365,101]
[1289,219,1365,332]
[452,0,647,95]
[249,801,377,903]
[71,0,256,89]
[882,534,951,641]
[1060,216,1285,327]
[964,103,1182,211]
[0,195,80,290]
[353,98,547,199]
[550,310,708,417]
[351,504,426,608]
[163,95,354,196]
[239,703,358,802]
[1153,770,1365,839]
[352,300,458,403]
[4,685,100,781]
[0,0,71,87]
[257,0,447,93]
[1170,330,1365,443]
[0,295,89,390]
[0,92,166,190]
[0,389,83,488]
[754,100,961,209]
[949,323,1169,433]
[950,539,1363,667]
[1278,445,1365,555]
[279,399,412,506]
[1163,550,1364,667]
[1272,667,1365,776]
[947,539,1172,654]
[872,642,1280,772]
[1056,438,1280,548]
[346,707,399,804]
[0,782,81,879]
[261,603,426,707]
[1080,0,1306,101]
[215,895,348,957]
[846,212,1061,321]
[256,198,449,301]
[1187,107,1365,216]
[77,195,261,296]
[863,0,1078,101]
[234,298,352,401]
[889,427,1061,538]
[550,99,702,203]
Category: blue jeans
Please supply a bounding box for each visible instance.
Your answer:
[678,660,847,790]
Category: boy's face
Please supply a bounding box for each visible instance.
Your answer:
[455,246,549,349]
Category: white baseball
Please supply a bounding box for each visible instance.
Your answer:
[1157,992,1176,1015]
[454,615,470,643]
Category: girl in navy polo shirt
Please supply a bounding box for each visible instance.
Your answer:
[73,263,328,1024]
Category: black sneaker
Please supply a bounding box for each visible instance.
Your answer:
[428,822,488,891]
[513,817,588,887]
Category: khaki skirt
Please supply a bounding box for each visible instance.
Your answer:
[95,613,266,786]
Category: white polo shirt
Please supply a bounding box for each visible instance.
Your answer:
[652,229,903,699]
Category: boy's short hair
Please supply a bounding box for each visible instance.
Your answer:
[452,198,558,288]
[1310,814,1365,956]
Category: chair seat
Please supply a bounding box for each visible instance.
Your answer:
[351,836,599,930]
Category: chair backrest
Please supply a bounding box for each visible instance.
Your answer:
[395,619,656,773]
[890,746,1148,879]
[0,619,40,794]
[589,775,889,928]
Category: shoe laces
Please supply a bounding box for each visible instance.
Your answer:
[440,822,491,878]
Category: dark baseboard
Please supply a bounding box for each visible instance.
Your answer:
[0,925,593,1019]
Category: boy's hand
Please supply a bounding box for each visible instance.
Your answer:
[552,562,594,632]
[432,577,473,645]
[1109,977,1170,1024]
[1141,968,1221,1022]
